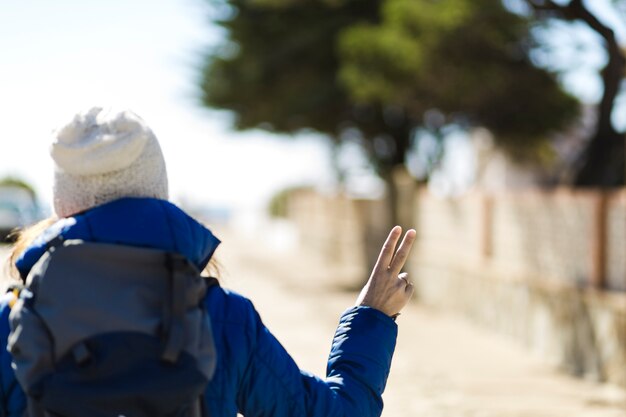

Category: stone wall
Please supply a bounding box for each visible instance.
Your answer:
[286,190,383,287]
[488,190,595,286]
[411,189,626,386]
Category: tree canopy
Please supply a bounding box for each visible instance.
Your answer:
[200,0,579,179]
[0,177,37,199]
[338,0,580,156]
[202,0,377,136]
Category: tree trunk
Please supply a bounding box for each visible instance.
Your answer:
[574,131,625,187]
[573,8,626,186]
[526,0,626,187]
[357,113,416,284]
[573,36,626,186]
[358,166,416,285]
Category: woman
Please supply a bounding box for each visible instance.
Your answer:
[0,107,415,417]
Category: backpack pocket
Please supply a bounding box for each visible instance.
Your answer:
[35,332,208,417]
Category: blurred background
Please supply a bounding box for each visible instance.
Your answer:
[1,0,626,415]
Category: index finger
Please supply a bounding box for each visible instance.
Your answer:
[373,226,402,271]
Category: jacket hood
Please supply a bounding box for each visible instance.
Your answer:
[16,197,220,279]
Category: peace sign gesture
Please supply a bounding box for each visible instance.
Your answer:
[355,226,416,318]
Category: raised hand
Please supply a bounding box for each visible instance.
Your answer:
[355,226,416,317]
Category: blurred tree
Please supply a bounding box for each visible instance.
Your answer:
[339,0,579,151]
[199,0,579,226]
[201,0,375,135]
[0,177,36,198]
[267,185,311,218]
[524,0,626,186]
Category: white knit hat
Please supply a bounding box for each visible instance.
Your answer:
[51,107,169,218]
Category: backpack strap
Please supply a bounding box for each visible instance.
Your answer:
[160,258,220,363]
[2,286,44,417]
[161,253,206,363]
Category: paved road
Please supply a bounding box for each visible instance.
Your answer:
[1,232,625,416]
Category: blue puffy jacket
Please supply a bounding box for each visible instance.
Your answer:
[0,198,398,417]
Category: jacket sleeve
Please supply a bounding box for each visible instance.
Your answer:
[0,295,27,417]
[237,303,398,417]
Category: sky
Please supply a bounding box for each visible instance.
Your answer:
[0,0,624,214]
[0,0,335,213]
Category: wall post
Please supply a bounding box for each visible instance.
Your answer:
[590,191,608,289]
[481,194,494,262]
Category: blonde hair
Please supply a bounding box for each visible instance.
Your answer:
[7,217,58,281]
[7,217,221,282]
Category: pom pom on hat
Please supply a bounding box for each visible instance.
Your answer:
[51,107,169,218]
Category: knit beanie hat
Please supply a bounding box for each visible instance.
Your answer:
[51,107,169,218]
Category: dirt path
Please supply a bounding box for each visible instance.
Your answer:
[216,227,626,417]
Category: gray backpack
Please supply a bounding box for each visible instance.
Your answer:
[8,239,217,417]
